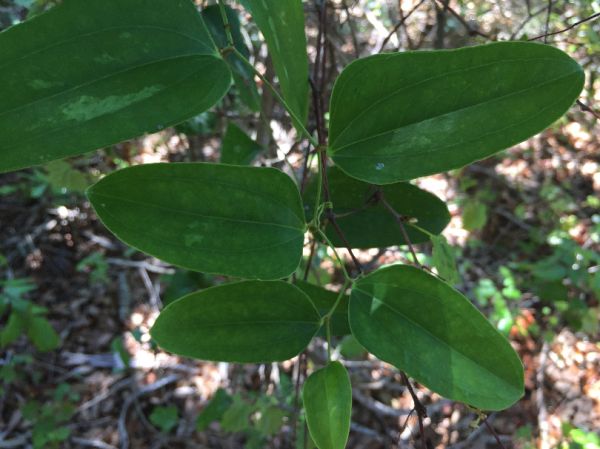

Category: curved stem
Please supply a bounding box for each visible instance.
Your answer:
[217,0,234,47]
[228,48,318,148]
[317,229,352,282]
[324,279,351,362]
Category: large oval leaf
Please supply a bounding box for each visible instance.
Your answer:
[151,281,321,363]
[349,265,524,410]
[303,362,352,449]
[295,280,350,337]
[305,167,450,248]
[87,163,306,280]
[329,42,584,184]
[243,0,309,129]
[0,0,231,173]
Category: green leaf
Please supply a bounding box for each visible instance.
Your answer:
[243,0,309,129]
[338,335,367,359]
[1,312,25,347]
[221,394,254,433]
[162,270,214,307]
[328,42,584,184]
[150,405,179,434]
[221,123,263,165]
[87,163,306,280]
[305,167,450,248]
[111,336,131,370]
[202,4,261,111]
[431,235,460,285]
[150,281,321,363]
[462,200,488,231]
[196,388,234,431]
[255,406,286,436]
[175,111,218,136]
[303,362,352,449]
[295,280,350,337]
[0,0,231,173]
[27,316,60,352]
[45,160,88,193]
[349,264,524,410]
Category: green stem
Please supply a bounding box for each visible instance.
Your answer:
[217,0,235,47]
[230,48,319,148]
[323,279,351,362]
[312,148,324,227]
[317,229,352,282]
[326,315,332,362]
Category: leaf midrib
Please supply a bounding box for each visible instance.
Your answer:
[131,172,306,228]
[91,191,304,233]
[0,53,214,118]
[352,283,520,393]
[332,73,577,158]
[0,23,212,72]
[331,57,577,150]
[169,319,319,328]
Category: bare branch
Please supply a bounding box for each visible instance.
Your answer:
[528,11,600,41]
[379,0,427,52]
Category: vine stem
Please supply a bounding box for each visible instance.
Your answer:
[226,47,319,148]
[317,229,352,282]
[483,417,508,449]
[400,372,428,449]
[378,191,422,268]
[217,0,234,47]
[323,279,351,362]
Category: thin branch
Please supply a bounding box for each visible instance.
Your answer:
[300,142,314,195]
[528,11,600,41]
[434,0,492,39]
[325,210,363,274]
[483,417,508,449]
[401,372,428,449]
[230,48,318,147]
[353,388,413,417]
[341,0,360,57]
[308,3,362,276]
[577,99,600,120]
[543,0,553,44]
[510,4,547,39]
[379,0,427,52]
[118,375,180,449]
[291,351,307,448]
[303,238,318,281]
[378,192,422,268]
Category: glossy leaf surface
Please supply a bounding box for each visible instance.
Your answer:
[221,123,263,165]
[243,0,309,129]
[329,42,584,184]
[305,167,450,248]
[303,362,352,449]
[87,163,306,280]
[349,265,524,410]
[0,0,230,173]
[295,280,350,337]
[151,281,321,362]
[202,4,261,111]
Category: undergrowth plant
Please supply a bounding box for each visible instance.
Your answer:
[0,0,586,447]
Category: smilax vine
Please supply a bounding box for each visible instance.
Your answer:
[0,0,585,447]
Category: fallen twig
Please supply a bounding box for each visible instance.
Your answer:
[118,374,180,449]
